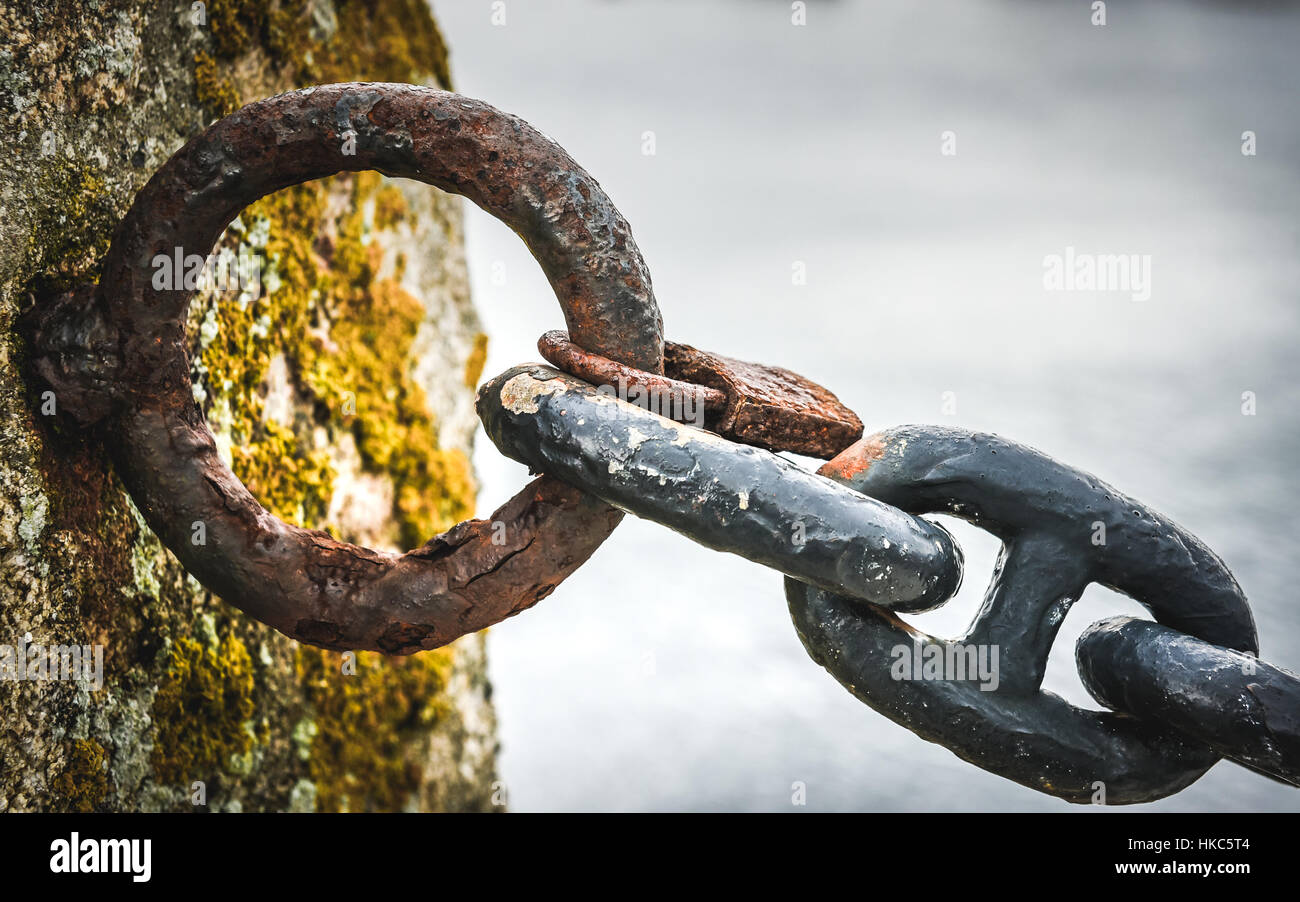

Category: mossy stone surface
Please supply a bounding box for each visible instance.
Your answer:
[0,0,498,812]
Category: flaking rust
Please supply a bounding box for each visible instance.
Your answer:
[538,330,863,459]
[25,84,663,652]
[538,330,727,419]
[664,341,863,458]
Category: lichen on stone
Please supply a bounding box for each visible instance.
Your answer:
[51,738,112,813]
[193,50,240,117]
[150,634,267,786]
[123,495,162,600]
[296,645,456,812]
[3,0,495,813]
[28,160,112,292]
[188,168,476,547]
[192,0,454,116]
[464,332,489,389]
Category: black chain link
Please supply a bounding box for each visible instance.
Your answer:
[481,359,1300,804]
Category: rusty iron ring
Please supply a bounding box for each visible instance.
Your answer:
[26,83,664,653]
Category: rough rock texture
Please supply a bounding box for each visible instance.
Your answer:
[0,0,500,811]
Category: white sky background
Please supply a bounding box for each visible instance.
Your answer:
[431,0,1300,811]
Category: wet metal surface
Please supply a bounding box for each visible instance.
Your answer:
[477,365,962,611]
[1078,617,1300,786]
[449,0,1300,812]
[20,76,1295,807]
[786,425,1260,803]
[25,83,663,652]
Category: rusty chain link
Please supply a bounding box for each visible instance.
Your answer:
[25,83,1300,804]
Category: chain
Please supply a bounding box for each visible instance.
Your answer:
[26,83,1297,805]
[482,336,1300,805]
[479,364,961,612]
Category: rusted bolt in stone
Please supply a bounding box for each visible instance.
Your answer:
[24,83,663,653]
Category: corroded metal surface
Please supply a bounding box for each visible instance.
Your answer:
[538,330,863,459]
[663,341,862,459]
[786,425,1259,804]
[477,365,962,611]
[1078,617,1300,786]
[22,81,1295,803]
[537,329,727,419]
[26,83,663,652]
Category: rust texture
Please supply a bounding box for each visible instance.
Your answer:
[537,330,863,459]
[818,434,888,482]
[537,329,726,417]
[25,83,664,653]
[663,341,862,458]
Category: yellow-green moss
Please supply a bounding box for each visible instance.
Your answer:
[298,247,476,547]
[192,171,474,548]
[231,420,335,527]
[9,0,478,815]
[202,0,452,89]
[464,332,489,389]
[182,0,473,542]
[207,0,268,60]
[30,162,111,291]
[164,1,474,810]
[194,50,240,117]
[296,646,456,812]
[190,183,339,527]
[373,184,408,231]
[52,739,112,813]
[315,0,453,88]
[151,635,266,785]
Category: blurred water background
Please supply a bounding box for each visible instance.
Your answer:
[433,0,1300,811]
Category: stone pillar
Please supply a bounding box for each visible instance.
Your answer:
[0,0,499,811]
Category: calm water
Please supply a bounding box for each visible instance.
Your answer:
[434,0,1300,811]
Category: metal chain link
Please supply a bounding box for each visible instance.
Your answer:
[485,340,1300,804]
[26,82,1297,805]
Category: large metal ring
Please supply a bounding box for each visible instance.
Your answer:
[786,425,1259,804]
[27,84,663,653]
